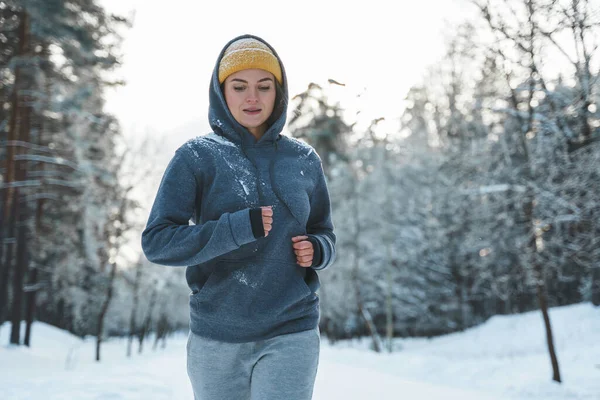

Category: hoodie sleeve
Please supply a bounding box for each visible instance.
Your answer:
[141,149,257,267]
[306,161,336,271]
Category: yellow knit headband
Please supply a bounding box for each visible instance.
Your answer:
[218,38,283,85]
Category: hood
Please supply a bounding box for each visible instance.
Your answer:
[208,34,288,147]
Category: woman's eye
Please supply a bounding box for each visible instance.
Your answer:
[258,86,271,92]
[233,86,246,92]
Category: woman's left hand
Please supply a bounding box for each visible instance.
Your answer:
[291,235,313,268]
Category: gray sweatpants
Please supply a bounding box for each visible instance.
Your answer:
[186,327,320,400]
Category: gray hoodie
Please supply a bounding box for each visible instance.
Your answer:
[141,34,336,343]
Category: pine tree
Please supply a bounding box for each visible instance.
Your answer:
[0,0,129,346]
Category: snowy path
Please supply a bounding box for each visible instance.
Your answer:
[2,303,599,399]
[0,331,499,400]
[316,346,500,399]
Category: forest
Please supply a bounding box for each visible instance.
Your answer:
[0,1,598,385]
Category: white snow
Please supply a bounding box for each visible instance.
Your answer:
[188,134,252,201]
[185,142,200,158]
[204,132,237,147]
[1,303,598,400]
[239,179,250,196]
[287,136,316,161]
[232,269,257,289]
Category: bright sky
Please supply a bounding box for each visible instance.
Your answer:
[102,0,470,146]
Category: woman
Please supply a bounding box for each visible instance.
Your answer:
[141,34,336,400]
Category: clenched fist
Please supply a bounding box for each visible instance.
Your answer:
[291,235,313,268]
[261,206,273,236]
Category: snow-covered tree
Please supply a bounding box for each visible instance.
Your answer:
[0,0,130,348]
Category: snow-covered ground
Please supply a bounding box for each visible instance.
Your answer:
[1,303,598,399]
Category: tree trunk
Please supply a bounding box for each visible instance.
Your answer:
[525,191,561,383]
[385,258,394,353]
[153,313,168,351]
[2,14,24,225]
[24,42,51,347]
[9,86,32,347]
[0,200,16,329]
[153,329,160,351]
[460,282,470,330]
[526,2,560,382]
[96,261,118,362]
[138,288,157,355]
[0,196,6,328]
[383,144,394,353]
[592,265,600,306]
[0,11,29,333]
[351,184,381,352]
[536,279,561,382]
[9,67,32,347]
[127,262,142,357]
[571,0,593,141]
[9,195,27,345]
[7,8,31,345]
[23,266,38,347]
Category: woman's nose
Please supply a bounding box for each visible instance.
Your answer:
[246,88,259,102]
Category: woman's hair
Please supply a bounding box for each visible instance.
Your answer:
[266,81,287,128]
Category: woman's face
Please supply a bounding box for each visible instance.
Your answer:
[223,69,277,139]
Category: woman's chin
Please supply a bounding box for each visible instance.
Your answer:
[241,119,267,131]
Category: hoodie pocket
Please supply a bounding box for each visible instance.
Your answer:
[192,259,314,321]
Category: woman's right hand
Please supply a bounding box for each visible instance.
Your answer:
[261,206,273,236]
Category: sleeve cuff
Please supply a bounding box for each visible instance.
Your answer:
[306,236,323,268]
[228,208,258,246]
[249,208,265,238]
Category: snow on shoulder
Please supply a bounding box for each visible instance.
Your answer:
[283,135,320,162]
[203,132,237,147]
[183,133,238,159]
[184,132,237,153]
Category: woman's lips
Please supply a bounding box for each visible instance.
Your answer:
[244,108,261,115]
